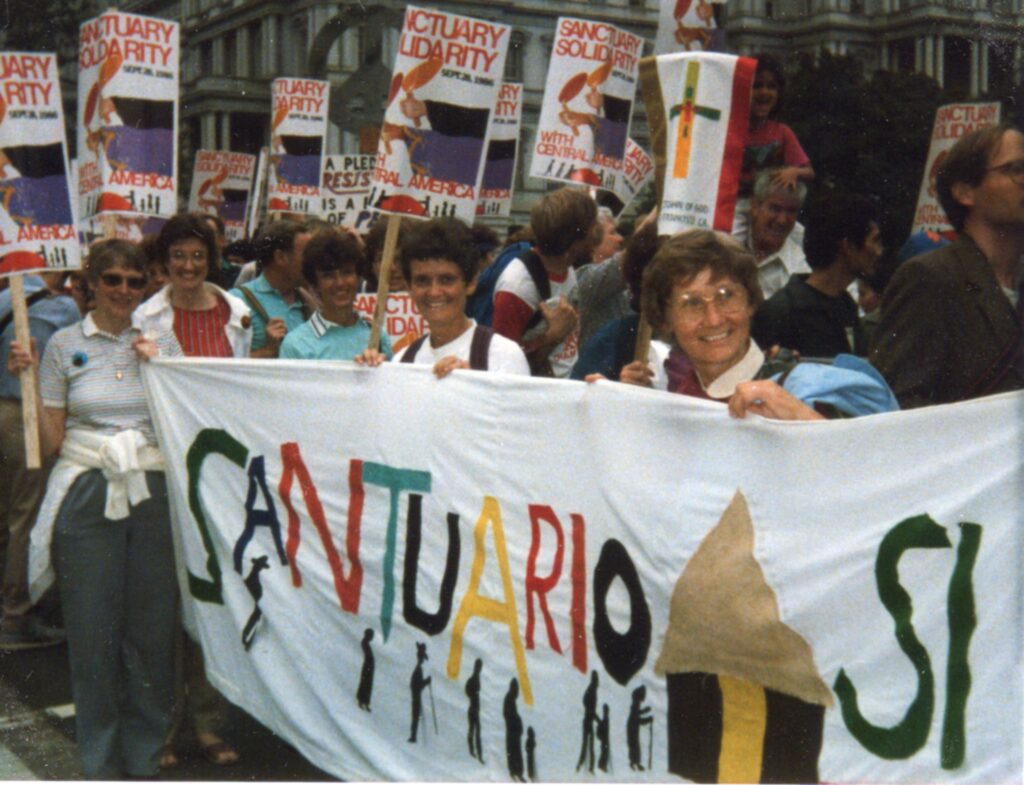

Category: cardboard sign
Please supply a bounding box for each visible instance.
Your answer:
[320,154,379,231]
[639,52,755,234]
[369,5,510,222]
[0,52,80,275]
[911,102,1000,235]
[188,150,257,243]
[140,359,1023,784]
[529,18,642,193]
[354,291,425,352]
[615,139,655,214]
[656,0,717,54]
[267,78,329,216]
[77,10,179,221]
[476,83,522,219]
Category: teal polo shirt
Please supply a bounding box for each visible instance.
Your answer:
[230,274,308,350]
[279,311,393,361]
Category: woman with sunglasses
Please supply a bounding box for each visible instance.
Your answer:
[604,230,897,420]
[134,212,252,359]
[134,212,247,768]
[7,239,182,778]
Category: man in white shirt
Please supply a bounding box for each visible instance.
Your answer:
[733,168,809,299]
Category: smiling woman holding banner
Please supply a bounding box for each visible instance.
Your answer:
[7,239,181,779]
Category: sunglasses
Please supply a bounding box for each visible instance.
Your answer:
[99,272,147,291]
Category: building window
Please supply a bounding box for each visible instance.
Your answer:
[249,21,262,76]
[199,40,213,76]
[628,0,646,7]
[766,0,775,16]
[505,32,525,82]
[850,0,863,11]
[224,31,236,76]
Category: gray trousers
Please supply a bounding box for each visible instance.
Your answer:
[53,470,177,779]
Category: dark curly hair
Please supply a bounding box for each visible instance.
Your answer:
[301,228,367,286]
[399,218,479,284]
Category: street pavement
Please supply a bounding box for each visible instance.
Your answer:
[0,636,335,781]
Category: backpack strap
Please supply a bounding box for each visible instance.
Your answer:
[468,325,493,371]
[520,250,552,332]
[238,284,270,324]
[400,333,430,363]
[296,286,319,321]
[0,288,50,336]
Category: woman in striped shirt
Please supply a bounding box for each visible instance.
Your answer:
[134,213,247,767]
[7,240,181,778]
[134,213,252,359]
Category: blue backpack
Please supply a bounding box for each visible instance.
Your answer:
[466,241,550,327]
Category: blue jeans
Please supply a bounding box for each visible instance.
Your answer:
[54,470,177,778]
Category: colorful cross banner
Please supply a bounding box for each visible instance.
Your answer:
[77,10,179,222]
[656,0,718,54]
[188,150,257,243]
[530,18,642,193]
[267,78,329,216]
[476,82,522,219]
[639,52,754,235]
[319,154,378,232]
[911,102,1000,237]
[369,5,510,223]
[0,52,79,276]
[615,139,655,215]
[141,358,1021,784]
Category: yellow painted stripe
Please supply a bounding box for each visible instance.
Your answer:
[717,675,766,784]
[672,61,701,179]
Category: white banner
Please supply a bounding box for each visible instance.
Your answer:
[476,83,522,219]
[77,11,179,221]
[143,359,1022,784]
[320,154,379,231]
[615,139,655,215]
[0,52,79,275]
[656,0,717,54]
[639,52,754,234]
[530,18,642,193]
[911,102,1000,236]
[188,150,256,243]
[268,78,329,216]
[370,5,510,223]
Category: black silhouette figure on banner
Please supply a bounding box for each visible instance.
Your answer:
[408,642,432,743]
[503,678,525,782]
[241,555,270,651]
[576,670,600,773]
[356,628,375,711]
[597,703,611,773]
[465,658,484,762]
[526,726,537,781]
[627,685,654,771]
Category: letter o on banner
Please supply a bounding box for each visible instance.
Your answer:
[592,538,651,685]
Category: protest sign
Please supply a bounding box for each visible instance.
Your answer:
[615,138,655,215]
[911,102,1000,236]
[267,78,329,216]
[320,154,379,231]
[188,150,257,243]
[529,18,642,193]
[0,52,79,275]
[476,83,522,219]
[77,10,179,222]
[369,5,510,222]
[656,0,717,54]
[640,52,754,234]
[354,292,425,353]
[137,358,1023,784]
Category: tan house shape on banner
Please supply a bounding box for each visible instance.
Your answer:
[654,491,833,784]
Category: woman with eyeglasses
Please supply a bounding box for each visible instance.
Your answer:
[134,213,252,359]
[133,212,246,768]
[6,239,182,778]
[602,229,897,420]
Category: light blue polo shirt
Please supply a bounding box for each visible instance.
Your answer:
[279,311,392,361]
[229,274,308,350]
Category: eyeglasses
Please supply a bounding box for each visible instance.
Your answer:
[99,272,146,291]
[986,159,1024,184]
[672,286,747,323]
[169,249,208,263]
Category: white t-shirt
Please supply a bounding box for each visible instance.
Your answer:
[393,321,530,376]
[494,258,580,378]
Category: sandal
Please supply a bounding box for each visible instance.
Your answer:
[159,744,179,769]
[200,740,240,766]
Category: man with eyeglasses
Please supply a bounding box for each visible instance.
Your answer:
[871,123,1024,407]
